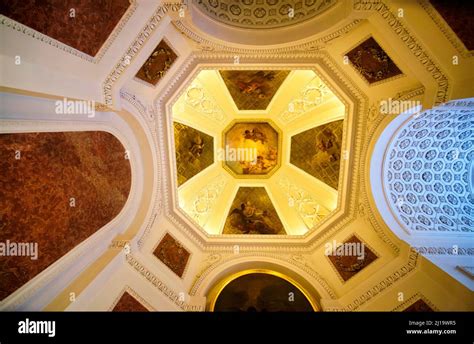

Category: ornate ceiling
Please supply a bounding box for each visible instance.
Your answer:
[194,0,338,29]
[0,0,473,314]
[172,69,346,236]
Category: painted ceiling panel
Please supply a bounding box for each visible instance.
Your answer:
[153,233,190,278]
[174,122,214,187]
[1,0,131,56]
[346,37,403,84]
[290,120,344,190]
[194,0,337,29]
[223,187,286,235]
[0,131,131,300]
[135,40,178,86]
[220,70,289,110]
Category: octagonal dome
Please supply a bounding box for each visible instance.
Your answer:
[171,68,348,236]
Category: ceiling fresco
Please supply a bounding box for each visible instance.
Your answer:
[153,233,190,278]
[223,121,280,177]
[213,273,313,312]
[346,37,403,84]
[174,122,214,187]
[135,40,178,86]
[290,120,344,190]
[0,131,131,300]
[194,0,337,29]
[172,69,346,236]
[223,187,285,235]
[219,70,289,110]
[0,0,131,56]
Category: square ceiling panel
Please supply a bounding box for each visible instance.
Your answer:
[135,40,178,86]
[219,70,289,110]
[153,233,190,278]
[346,37,402,84]
[327,235,378,282]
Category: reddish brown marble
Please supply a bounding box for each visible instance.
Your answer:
[112,291,149,312]
[327,235,378,282]
[0,132,131,301]
[0,0,131,56]
[403,299,435,312]
[346,37,402,84]
[135,40,178,86]
[153,233,190,278]
[430,0,474,50]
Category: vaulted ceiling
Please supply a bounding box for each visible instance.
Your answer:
[172,69,346,235]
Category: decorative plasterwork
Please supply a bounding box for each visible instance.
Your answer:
[150,52,365,250]
[353,1,449,105]
[0,1,138,63]
[173,19,362,53]
[184,174,228,227]
[345,248,419,311]
[193,0,337,29]
[277,176,329,229]
[179,79,226,123]
[188,252,337,300]
[153,233,191,278]
[126,254,202,311]
[383,107,473,234]
[103,3,181,105]
[358,86,426,256]
[279,75,330,123]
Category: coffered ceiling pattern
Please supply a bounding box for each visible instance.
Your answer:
[194,0,337,29]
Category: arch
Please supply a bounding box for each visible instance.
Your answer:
[0,90,153,309]
[191,254,338,310]
[370,99,474,290]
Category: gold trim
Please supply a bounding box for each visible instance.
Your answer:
[206,269,319,311]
